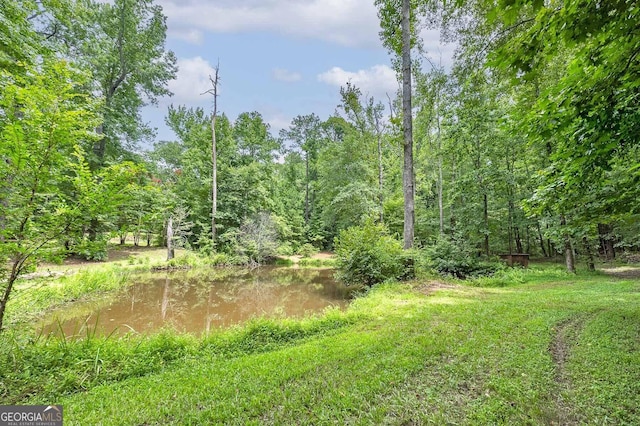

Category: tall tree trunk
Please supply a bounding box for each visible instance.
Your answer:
[598,223,615,260]
[506,150,515,254]
[207,66,220,248]
[375,115,384,223]
[436,93,444,235]
[305,154,310,225]
[547,223,553,257]
[449,151,457,234]
[167,216,174,261]
[483,193,489,256]
[507,202,514,254]
[537,222,548,257]
[438,158,444,235]
[583,237,596,271]
[401,0,414,249]
[560,215,575,273]
[515,227,523,253]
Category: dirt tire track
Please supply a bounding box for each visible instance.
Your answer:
[600,266,640,280]
[549,315,587,426]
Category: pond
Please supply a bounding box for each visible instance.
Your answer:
[40,267,356,338]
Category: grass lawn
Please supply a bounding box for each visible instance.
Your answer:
[1,264,639,425]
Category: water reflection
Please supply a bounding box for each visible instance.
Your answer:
[41,267,355,338]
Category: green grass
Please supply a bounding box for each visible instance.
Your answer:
[5,267,131,329]
[297,257,336,267]
[1,265,639,425]
[5,249,244,329]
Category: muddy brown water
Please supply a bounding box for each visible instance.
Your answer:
[40,267,356,338]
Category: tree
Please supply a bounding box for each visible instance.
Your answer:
[279,114,322,227]
[0,0,41,71]
[71,0,177,165]
[401,0,415,249]
[0,61,99,330]
[162,105,217,247]
[376,0,417,249]
[337,84,388,225]
[414,66,449,236]
[203,64,220,248]
[316,113,378,243]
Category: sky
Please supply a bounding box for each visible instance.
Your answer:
[141,0,455,144]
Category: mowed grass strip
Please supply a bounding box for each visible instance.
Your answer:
[25,268,639,425]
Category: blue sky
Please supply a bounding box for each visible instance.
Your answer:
[141,0,454,144]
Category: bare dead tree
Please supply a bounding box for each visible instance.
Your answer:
[202,63,220,249]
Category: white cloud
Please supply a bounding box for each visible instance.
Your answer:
[317,64,399,99]
[272,68,302,83]
[418,28,457,69]
[167,56,218,103]
[169,28,204,45]
[254,103,292,134]
[157,0,381,48]
[265,114,292,134]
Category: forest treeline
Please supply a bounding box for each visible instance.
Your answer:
[1,0,639,328]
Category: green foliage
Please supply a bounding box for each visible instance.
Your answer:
[0,330,194,403]
[297,243,318,258]
[74,237,109,261]
[298,258,335,267]
[0,306,352,404]
[334,221,410,286]
[5,267,130,328]
[424,236,503,279]
[0,60,103,328]
[166,252,201,269]
[276,242,295,256]
[73,0,177,163]
[209,252,234,266]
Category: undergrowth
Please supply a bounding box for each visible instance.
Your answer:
[0,308,356,404]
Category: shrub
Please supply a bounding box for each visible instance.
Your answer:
[210,252,233,266]
[75,237,108,261]
[297,243,318,258]
[298,258,335,267]
[276,242,295,256]
[166,252,201,268]
[334,221,411,286]
[424,236,502,279]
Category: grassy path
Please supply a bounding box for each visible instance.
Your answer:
[3,266,640,424]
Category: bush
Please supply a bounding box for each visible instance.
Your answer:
[297,243,318,258]
[334,221,411,286]
[210,252,232,266]
[276,242,295,256]
[166,252,201,268]
[75,237,109,261]
[424,237,502,279]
